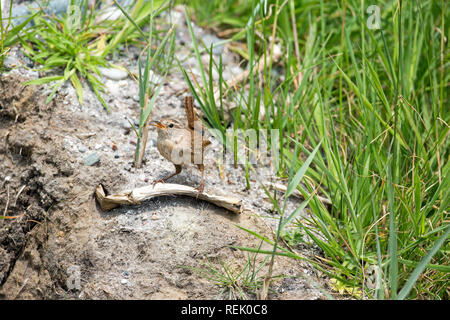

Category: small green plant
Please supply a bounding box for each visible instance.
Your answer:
[180,0,276,189]
[180,6,228,137]
[180,244,275,300]
[20,0,170,110]
[280,228,304,247]
[0,0,36,71]
[21,1,113,109]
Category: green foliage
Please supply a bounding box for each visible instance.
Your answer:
[280,229,304,247]
[20,0,170,110]
[116,0,176,168]
[179,245,275,300]
[186,0,449,299]
[0,0,36,71]
[21,2,113,109]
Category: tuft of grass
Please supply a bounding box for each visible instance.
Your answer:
[0,0,36,71]
[179,244,277,300]
[21,1,114,110]
[20,0,170,110]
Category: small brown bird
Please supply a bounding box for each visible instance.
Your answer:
[151,96,211,193]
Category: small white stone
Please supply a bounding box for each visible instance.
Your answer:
[121,279,128,285]
[98,67,128,81]
[96,7,123,23]
[78,145,87,153]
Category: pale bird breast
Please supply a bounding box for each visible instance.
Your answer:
[156,130,192,165]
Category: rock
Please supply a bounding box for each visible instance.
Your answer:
[82,153,100,166]
[98,67,128,81]
[3,55,18,69]
[96,7,123,23]
[78,145,87,153]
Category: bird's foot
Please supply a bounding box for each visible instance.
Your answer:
[194,183,204,198]
[152,179,166,188]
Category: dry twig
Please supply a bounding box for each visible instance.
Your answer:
[95,183,242,214]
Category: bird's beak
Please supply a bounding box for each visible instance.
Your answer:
[150,121,167,130]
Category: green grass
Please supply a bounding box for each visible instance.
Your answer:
[179,244,277,300]
[0,0,35,71]
[21,2,111,109]
[115,0,176,168]
[183,0,449,299]
[19,0,169,110]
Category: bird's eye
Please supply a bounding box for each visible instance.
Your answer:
[169,123,174,128]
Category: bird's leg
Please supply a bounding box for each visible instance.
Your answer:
[152,164,182,188]
[195,164,205,195]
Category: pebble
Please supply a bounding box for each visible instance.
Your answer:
[98,67,128,81]
[175,52,188,61]
[78,145,87,153]
[83,153,100,166]
[96,7,123,23]
[121,279,128,285]
[5,176,11,182]
[3,55,18,69]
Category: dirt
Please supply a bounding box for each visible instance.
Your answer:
[0,7,334,300]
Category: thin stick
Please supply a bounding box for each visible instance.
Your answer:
[14,185,26,207]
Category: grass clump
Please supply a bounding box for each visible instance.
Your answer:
[20,0,170,110]
[180,246,276,300]
[0,0,36,71]
[21,2,111,109]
